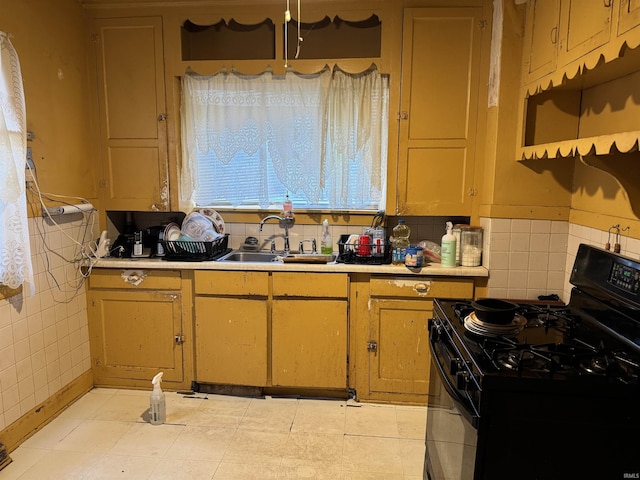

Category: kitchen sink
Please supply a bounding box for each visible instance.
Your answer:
[217,251,280,262]
[217,251,336,263]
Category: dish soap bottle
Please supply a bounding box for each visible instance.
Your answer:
[391,220,410,265]
[441,222,457,267]
[149,372,166,425]
[283,193,293,219]
[321,219,332,254]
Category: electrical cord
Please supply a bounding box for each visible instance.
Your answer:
[25,165,100,303]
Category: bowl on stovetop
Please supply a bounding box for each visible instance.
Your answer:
[471,298,519,324]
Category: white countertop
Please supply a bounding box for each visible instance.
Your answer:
[94,257,489,277]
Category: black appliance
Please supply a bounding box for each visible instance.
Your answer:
[425,244,640,480]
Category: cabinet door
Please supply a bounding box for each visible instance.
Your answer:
[524,0,561,83]
[558,0,613,66]
[88,289,183,384]
[618,0,640,36]
[194,296,268,386]
[272,299,347,389]
[397,8,483,216]
[368,299,431,398]
[92,17,169,211]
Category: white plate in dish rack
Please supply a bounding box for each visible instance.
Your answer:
[196,208,225,235]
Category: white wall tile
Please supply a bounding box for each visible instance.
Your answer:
[509,252,529,270]
[0,216,92,430]
[511,219,531,233]
[529,252,549,271]
[509,233,530,252]
[507,270,528,289]
[530,233,550,252]
[531,220,551,234]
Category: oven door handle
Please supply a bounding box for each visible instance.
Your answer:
[430,338,480,429]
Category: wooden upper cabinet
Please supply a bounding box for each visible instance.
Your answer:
[558,0,613,67]
[523,0,561,83]
[397,7,484,216]
[618,0,640,37]
[92,17,169,211]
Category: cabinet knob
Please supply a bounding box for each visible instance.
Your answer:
[413,283,430,294]
[158,113,167,121]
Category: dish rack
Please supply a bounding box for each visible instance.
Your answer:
[336,234,392,265]
[162,234,230,261]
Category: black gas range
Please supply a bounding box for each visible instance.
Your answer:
[425,244,640,480]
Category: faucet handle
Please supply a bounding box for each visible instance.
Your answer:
[299,238,317,254]
[270,240,276,253]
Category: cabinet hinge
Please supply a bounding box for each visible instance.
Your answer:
[367,340,378,353]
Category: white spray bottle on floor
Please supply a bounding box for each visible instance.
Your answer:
[150,372,166,425]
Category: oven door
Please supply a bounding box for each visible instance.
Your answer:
[424,329,479,480]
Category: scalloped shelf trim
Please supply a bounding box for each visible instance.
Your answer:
[518,132,640,161]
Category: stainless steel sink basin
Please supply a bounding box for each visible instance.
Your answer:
[217,251,280,262]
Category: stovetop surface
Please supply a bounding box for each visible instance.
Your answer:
[434,297,640,385]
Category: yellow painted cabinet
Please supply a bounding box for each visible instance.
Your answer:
[357,276,474,404]
[87,270,185,388]
[92,16,169,211]
[195,297,268,386]
[618,0,640,36]
[523,0,561,83]
[557,0,613,67]
[193,271,269,386]
[397,7,484,216]
[271,273,348,390]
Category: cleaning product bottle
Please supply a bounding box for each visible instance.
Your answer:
[391,220,411,265]
[149,372,166,425]
[283,193,293,219]
[441,222,457,267]
[321,219,332,254]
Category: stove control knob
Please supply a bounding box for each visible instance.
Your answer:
[456,371,468,390]
[450,358,463,375]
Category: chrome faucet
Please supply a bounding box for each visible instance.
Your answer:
[259,215,294,254]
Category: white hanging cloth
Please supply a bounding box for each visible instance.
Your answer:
[0,32,34,294]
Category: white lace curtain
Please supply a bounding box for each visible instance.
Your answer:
[0,32,34,294]
[180,65,388,210]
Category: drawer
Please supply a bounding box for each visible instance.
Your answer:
[194,271,269,296]
[272,272,348,298]
[369,276,473,299]
[89,269,181,290]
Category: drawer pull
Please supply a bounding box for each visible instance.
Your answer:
[121,269,146,286]
[413,283,430,294]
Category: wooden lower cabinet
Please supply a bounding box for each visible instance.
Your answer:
[194,296,268,386]
[271,272,349,390]
[194,271,269,387]
[272,298,347,389]
[354,275,474,404]
[87,269,189,389]
[368,298,432,397]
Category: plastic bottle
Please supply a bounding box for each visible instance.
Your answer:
[283,193,293,219]
[391,220,411,265]
[441,222,457,267]
[321,219,333,254]
[149,372,166,425]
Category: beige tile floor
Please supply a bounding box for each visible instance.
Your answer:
[0,388,426,479]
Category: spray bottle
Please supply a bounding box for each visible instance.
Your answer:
[441,222,457,268]
[150,372,166,425]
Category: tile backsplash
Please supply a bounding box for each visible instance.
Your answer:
[0,215,92,431]
[481,218,640,302]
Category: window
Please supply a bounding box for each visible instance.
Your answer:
[0,32,33,293]
[180,65,388,212]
